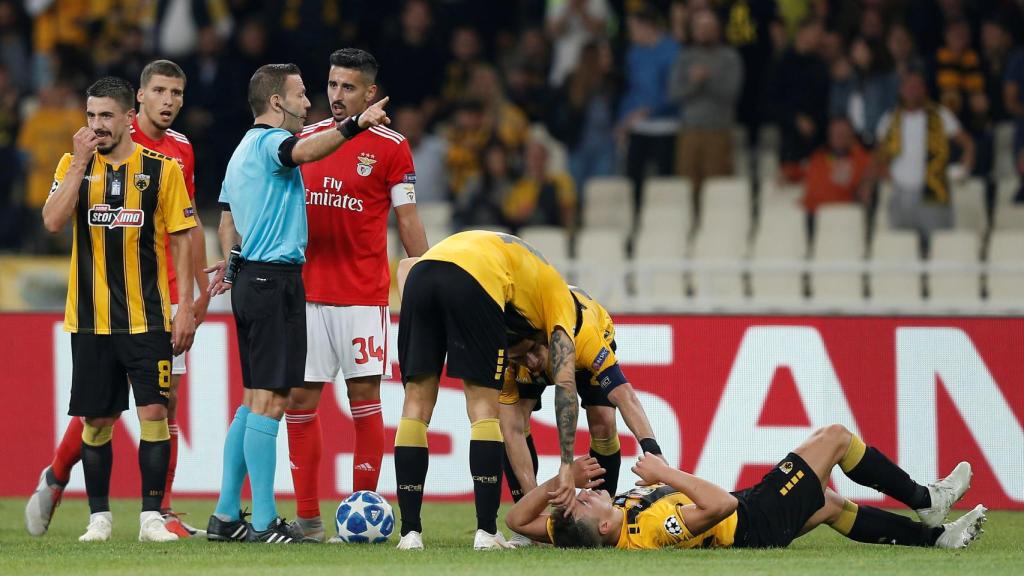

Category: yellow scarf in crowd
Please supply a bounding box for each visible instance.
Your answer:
[883,103,950,204]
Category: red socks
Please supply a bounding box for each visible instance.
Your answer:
[160,419,179,511]
[51,417,85,484]
[350,400,384,492]
[286,409,322,519]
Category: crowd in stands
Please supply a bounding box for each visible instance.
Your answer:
[2,0,1024,260]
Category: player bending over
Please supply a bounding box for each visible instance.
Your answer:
[507,424,985,550]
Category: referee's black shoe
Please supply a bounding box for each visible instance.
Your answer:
[206,509,251,542]
[247,517,305,543]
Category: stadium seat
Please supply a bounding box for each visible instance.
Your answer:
[582,176,634,233]
[810,205,866,303]
[702,176,752,216]
[928,230,981,305]
[953,178,987,234]
[994,121,1016,180]
[986,231,1024,305]
[519,225,570,275]
[869,231,922,306]
[573,228,628,308]
[759,178,802,208]
[996,176,1020,206]
[690,217,747,304]
[874,181,894,233]
[632,225,688,306]
[994,204,1024,231]
[643,176,692,208]
[749,204,806,304]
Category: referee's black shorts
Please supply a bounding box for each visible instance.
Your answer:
[398,260,506,389]
[231,261,306,391]
[69,331,172,417]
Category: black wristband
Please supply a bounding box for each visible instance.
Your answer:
[337,113,364,140]
[639,437,662,456]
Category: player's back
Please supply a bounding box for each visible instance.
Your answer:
[423,230,577,339]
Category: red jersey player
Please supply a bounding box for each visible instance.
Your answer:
[286,49,428,542]
[25,60,209,539]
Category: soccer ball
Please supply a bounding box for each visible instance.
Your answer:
[335,490,395,543]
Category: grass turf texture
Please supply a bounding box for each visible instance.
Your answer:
[2,498,1022,575]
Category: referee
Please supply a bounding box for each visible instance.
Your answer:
[204,63,390,544]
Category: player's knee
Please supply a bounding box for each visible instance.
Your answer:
[288,385,322,410]
[137,403,168,422]
[82,420,115,446]
[817,424,851,446]
[346,377,381,402]
[586,407,617,438]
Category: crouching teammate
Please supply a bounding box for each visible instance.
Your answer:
[507,424,985,550]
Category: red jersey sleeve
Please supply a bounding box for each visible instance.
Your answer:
[387,139,417,207]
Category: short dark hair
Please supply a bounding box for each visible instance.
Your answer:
[140,59,186,89]
[248,63,301,116]
[329,48,378,83]
[86,76,135,112]
[549,508,602,548]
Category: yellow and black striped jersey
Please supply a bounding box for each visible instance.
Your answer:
[543,484,738,549]
[421,230,577,345]
[611,484,737,549]
[53,144,196,334]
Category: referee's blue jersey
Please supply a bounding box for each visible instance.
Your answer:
[220,125,307,263]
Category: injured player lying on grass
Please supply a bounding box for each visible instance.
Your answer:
[506,424,986,550]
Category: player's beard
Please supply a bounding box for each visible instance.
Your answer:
[96,131,119,155]
[331,100,347,122]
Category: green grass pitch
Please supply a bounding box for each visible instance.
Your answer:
[2,498,1022,575]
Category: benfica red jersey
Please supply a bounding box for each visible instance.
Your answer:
[130,118,196,305]
[299,120,416,306]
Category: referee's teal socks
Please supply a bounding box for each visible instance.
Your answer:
[214,405,250,521]
[245,413,281,531]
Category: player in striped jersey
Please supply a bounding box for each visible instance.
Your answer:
[26,61,208,539]
[38,76,197,542]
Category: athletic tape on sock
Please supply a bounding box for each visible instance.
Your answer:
[840,434,867,473]
[470,418,503,442]
[395,417,428,447]
[590,435,621,456]
[82,423,113,447]
[140,419,170,442]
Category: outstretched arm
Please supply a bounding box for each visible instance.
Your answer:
[290,97,391,164]
[607,383,657,447]
[506,456,604,543]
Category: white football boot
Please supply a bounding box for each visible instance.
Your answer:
[25,466,65,536]
[139,510,179,542]
[78,512,113,542]
[396,530,424,550]
[935,505,987,549]
[473,529,512,550]
[507,532,534,548]
[916,462,972,528]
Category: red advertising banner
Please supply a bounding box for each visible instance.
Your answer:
[1,313,1021,509]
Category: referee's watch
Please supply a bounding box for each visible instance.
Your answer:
[337,113,365,139]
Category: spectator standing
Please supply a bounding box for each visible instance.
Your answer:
[377,0,443,113]
[846,36,900,146]
[550,40,618,198]
[873,70,974,241]
[774,18,830,182]
[456,141,514,229]
[546,0,610,88]
[468,63,531,152]
[716,0,780,151]
[440,26,484,111]
[0,64,19,248]
[617,7,680,211]
[934,19,992,180]
[668,10,743,205]
[0,0,30,94]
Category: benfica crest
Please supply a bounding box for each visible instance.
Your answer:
[356,153,377,177]
[134,173,151,191]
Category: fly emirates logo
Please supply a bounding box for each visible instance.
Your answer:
[306,176,364,212]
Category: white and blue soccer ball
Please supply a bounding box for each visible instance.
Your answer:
[335,490,395,543]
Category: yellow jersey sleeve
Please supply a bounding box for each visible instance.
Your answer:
[575,322,617,385]
[499,367,521,406]
[49,153,73,198]
[158,159,197,234]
